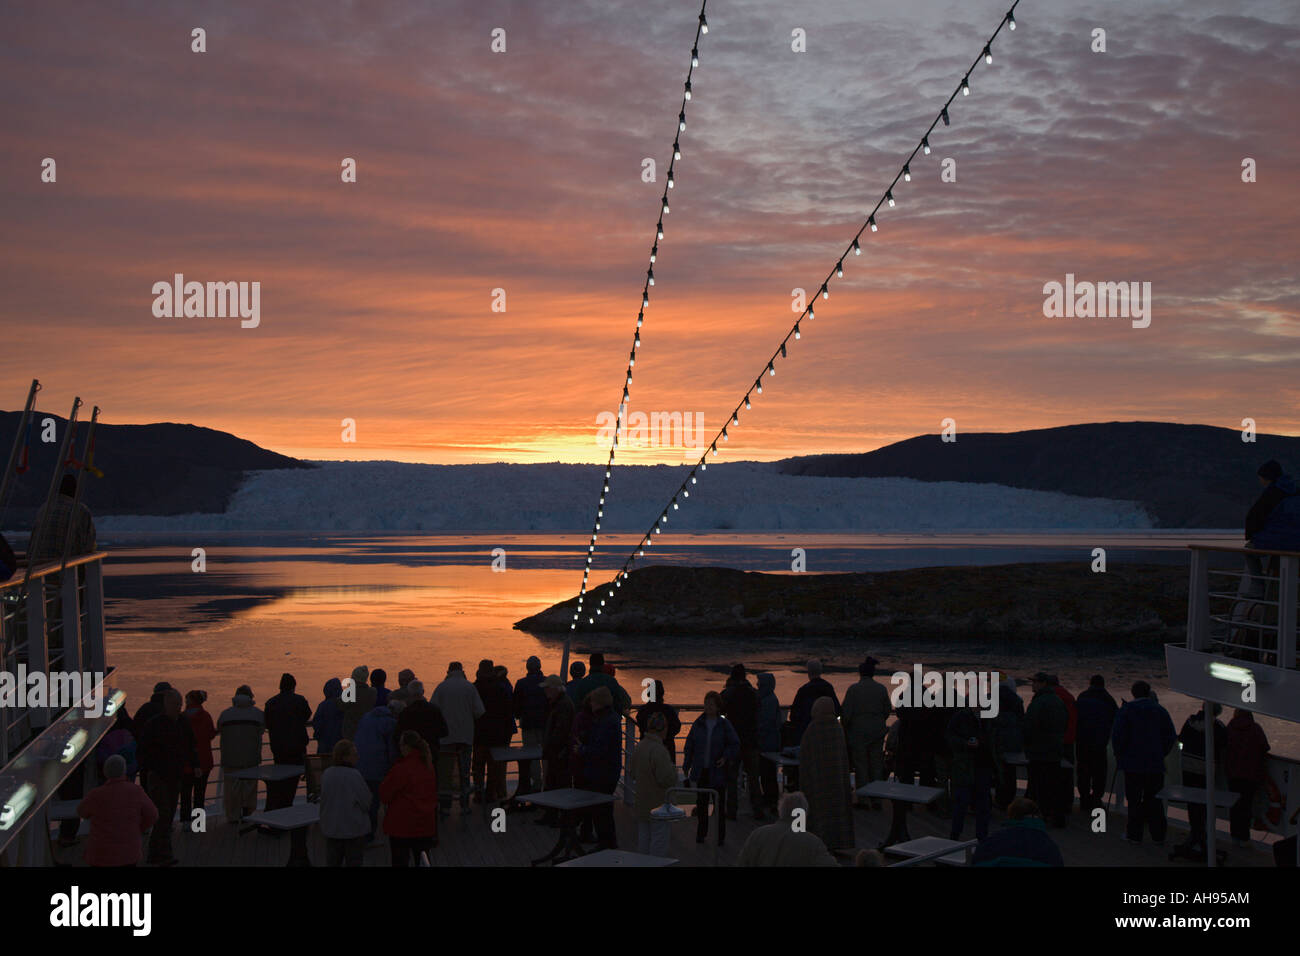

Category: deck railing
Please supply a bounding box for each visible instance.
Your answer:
[0,551,109,768]
[1186,544,1299,668]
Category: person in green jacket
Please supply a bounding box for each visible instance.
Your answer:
[1023,672,1068,827]
[566,652,631,715]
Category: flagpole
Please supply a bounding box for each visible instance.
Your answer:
[60,405,99,576]
[22,396,81,592]
[0,378,40,523]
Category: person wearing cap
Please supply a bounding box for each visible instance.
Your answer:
[1024,672,1068,827]
[77,754,159,867]
[514,655,548,793]
[1111,680,1176,845]
[841,656,890,808]
[217,685,265,823]
[630,711,679,856]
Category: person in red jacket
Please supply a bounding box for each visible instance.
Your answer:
[181,690,217,827]
[379,730,439,866]
[1226,708,1271,845]
[78,754,159,866]
[1049,675,1078,817]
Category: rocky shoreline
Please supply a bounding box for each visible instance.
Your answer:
[514,562,1189,644]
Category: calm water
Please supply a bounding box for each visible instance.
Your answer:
[94,530,1295,754]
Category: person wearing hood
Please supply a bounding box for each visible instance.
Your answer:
[311,678,345,756]
[355,698,404,841]
[799,696,855,852]
[755,672,782,814]
[992,677,1025,810]
[635,679,682,762]
[721,663,763,821]
[432,661,484,812]
[737,792,839,867]
[1111,680,1177,844]
[841,657,891,809]
[1245,460,1300,551]
[264,672,311,811]
[1226,708,1270,846]
[1074,675,1117,813]
[971,797,1064,867]
[217,685,265,823]
[340,665,377,741]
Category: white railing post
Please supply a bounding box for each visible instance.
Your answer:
[82,559,106,674]
[25,581,49,731]
[61,567,83,673]
[1278,556,1297,669]
[1187,548,1210,651]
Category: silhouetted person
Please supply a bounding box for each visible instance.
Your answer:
[683,691,739,846]
[77,754,157,867]
[432,661,483,812]
[395,680,449,758]
[132,681,173,791]
[1112,680,1176,845]
[842,657,890,807]
[513,656,548,793]
[1226,708,1270,847]
[355,699,402,841]
[1074,675,1117,813]
[575,685,622,849]
[340,665,376,741]
[788,659,841,745]
[310,678,345,755]
[630,712,678,856]
[948,705,995,841]
[755,672,782,812]
[137,688,197,865]
[388,668,418,706]
[721,663,763,820]
[1176,703,1226,859]
[370,668,390,707]
[472,660,515,803]
[635,679,681,762]
[992,678,1025,810]
[180,690,216,826]
[567,652,631,715]
[263,672,311,811]
[1024,672,1068,827]
[539,675,575,822]
[799,696,855,852]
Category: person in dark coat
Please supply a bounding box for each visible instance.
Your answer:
[787,659,841,745]
[536,675,575,825]
[947,706,996,840]
[395,681,449,758]
[720,664,763,820]
[1111,680,1177,844]
[513,656,548,793]
[311,678,345,756]
[131,681,172,791]
[1175,703,1226,859]
[992,678,1025,809]
[472,660,515,803]
[1024,672,1068,827]
[971,797,1064,867]
[682,691,740,846]
[575,685,622,849]
[635,679,682,763]
[263,673,311,811]
[136,688,198,865]
[1074,675,1118,813]
[755,672,782,812]
[370,668,390,707]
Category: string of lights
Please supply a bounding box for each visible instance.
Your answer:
[569,1,711,632]
[572,2,1023,631]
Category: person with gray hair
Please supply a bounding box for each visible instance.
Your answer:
[77,754,159,867]
[735,791,839,867]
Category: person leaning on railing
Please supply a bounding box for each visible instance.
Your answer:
[26,473,95,565]
[217,686,265,823]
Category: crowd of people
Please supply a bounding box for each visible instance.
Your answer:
[68,650,1289,869]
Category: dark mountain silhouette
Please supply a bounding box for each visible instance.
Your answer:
[0,410,311,523]
[774,421,1296,528]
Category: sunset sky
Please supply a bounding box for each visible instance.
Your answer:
[2,0,1297,464]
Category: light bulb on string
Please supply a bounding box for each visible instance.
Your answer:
[808,306,815,320]
[699,13,708,33]
[691,47,698,67]
[886,190,895,207]
[903,164,911,182]
[634,330,641,348]
[662,197,670,215]
[779,342,786,358]
[767,361,775,376]
[794,323,800,340]
[821,283,829,299]
[922,136,931,155]
[756,379,763,394]
[836,260,844,277]
[869,216,878,232]
[678,111,686,131]
[673,140,681,160]
[683,81,692,101]
[744,394,751,409]
[1007,11,1016,30]
[667,169,675,188]
[941,107,950,126]
[648,269,655,286]
[852,238,861,255]
[961,75,970,96]
[983,45,992,64]
[650,245,658,263]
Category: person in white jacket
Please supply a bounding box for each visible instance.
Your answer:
[431,662,485,812]
[319,739,372,866]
